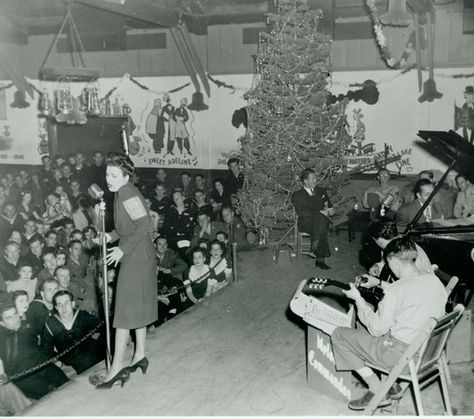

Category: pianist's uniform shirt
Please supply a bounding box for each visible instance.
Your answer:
[331,272,447,371]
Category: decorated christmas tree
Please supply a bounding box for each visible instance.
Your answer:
[239,0,350,237]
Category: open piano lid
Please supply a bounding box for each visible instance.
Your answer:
[406,130,474,235]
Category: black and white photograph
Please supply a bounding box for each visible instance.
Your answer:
[0,0,473,416]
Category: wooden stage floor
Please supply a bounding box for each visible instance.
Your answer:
[24,236,474,416]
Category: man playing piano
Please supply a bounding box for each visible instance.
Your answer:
[331,236,447,410]
[396,179,450,230]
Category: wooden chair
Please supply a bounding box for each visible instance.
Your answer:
[363,304,465,416]
[294,218,312,259]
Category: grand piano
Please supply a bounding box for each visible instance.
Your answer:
[406,130,474,305]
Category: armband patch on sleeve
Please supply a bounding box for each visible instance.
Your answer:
[123,196,147,220]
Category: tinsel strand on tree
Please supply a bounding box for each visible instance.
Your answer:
[238,0,351,234]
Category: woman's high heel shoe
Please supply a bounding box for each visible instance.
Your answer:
[95,368,130,389]
[127,357,149,375]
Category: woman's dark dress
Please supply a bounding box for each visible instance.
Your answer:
[109,182,157,328]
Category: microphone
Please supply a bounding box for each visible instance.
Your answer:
[88,183,104,200]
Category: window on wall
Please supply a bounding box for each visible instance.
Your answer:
[464,0,474,34]
[57,31,167,52]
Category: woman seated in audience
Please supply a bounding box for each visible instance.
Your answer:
[42,290,104,374]
[55,247,68,268]
[11,290,30,323]
[6,262,37,302]
[71,196,96,231]
[17,191,41,221]
[209,240,231,291]
[43,193,65,226]
[183,247,215,304]
[209,178,231,221]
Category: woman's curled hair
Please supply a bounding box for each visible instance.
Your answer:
[106,152,135,177]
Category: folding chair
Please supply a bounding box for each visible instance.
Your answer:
[433,266,459,305]
[363,304,465,416]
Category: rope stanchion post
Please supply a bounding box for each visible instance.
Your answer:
[232,242,238,283]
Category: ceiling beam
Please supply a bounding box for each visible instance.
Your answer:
[75,0,180,27]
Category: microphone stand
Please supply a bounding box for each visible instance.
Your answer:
[99,198,112,371]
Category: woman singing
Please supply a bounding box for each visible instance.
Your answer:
[96,152,157,389]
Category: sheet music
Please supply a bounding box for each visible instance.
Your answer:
[304,297,352,329]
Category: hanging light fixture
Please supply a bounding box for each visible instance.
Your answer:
[55,78,73,123]
[379,0,412,27]
[10,90,30,109]
[38,88,53,116]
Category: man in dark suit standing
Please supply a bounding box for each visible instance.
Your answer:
[292,168,333,269]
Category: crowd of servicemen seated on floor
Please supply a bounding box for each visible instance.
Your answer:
[0,152,255,414]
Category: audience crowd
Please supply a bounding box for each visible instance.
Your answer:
[0,152,249,414]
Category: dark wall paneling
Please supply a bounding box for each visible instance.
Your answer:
[126,32,167,50]
[242,26,266,44]
[464,0,474,34]
[57,32,126,52]
[49,116,129,157]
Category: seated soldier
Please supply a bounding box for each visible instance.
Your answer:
[25,234,44,278]
[149,182,171,221]
[54,266,97,314]
[0,242,29,284]
[0,301,68,400]
[163,190,194,254]
[44,229,59,250]
[189,211,226,250]
[292,168,334,269]
[221,205,253,248]
[191,174,208,198]
[22,218,38,243]
[362,169,401,219]
[0,202,24,248]
[154,236,188,325]
[42,290,104,374]
[67,240,90,283]
[26,278,59,340]
[331,236,447,410]
[37,248,57,285]
[453,173,474,219]
[190,189,212,219]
